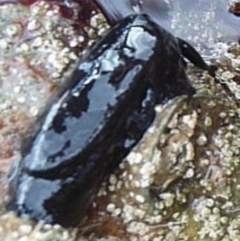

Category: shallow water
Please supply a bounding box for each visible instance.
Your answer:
[170,0,240,43]
[94,0,240,45]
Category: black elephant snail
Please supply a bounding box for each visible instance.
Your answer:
[7,13,212,227]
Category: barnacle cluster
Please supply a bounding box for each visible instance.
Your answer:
[91,67,240,240]
[0,1,107,163]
